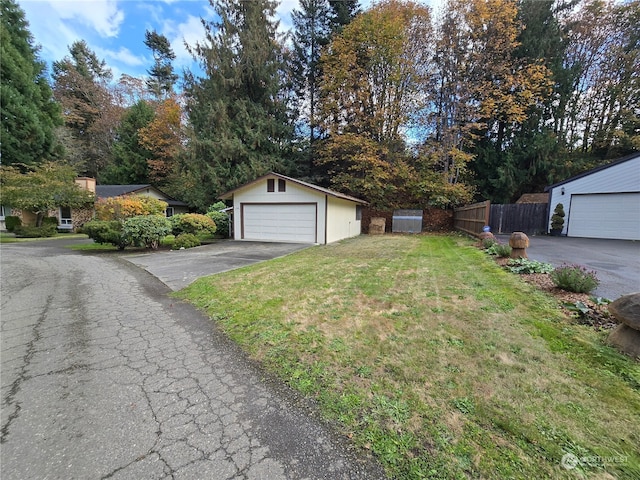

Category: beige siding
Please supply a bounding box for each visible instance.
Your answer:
[326,197,361,243]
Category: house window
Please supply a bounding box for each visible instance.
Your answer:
[267,179,275,192]
[0,205,6,220]
[59,206,73,229]
[356,205,362,221]
[278,179,286,192]
[166,207,174,217]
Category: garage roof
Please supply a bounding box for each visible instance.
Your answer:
[219,172,369,204]
[544,152,640,191]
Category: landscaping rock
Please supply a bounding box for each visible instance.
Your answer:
[606,324,640,359]
[608,293,640,331]
[479,232,495,241]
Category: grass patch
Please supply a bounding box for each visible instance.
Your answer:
[0,232,88,243]
[176,235,640,479]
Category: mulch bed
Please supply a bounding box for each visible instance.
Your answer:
[490,253,617,331]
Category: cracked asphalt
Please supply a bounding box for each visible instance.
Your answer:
[1,240,386,480]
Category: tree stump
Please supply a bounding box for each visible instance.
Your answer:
[509,232,529,259]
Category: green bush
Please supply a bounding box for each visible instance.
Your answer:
[174,233,201,249]
[482,237,497,248]
[507,258,554,274]
[485,242,511,257]
[207,201,230,237]
[14,223,57,238]
[550,203,565,231]
[551,264,599,293]
[123,215,172,249]
[4,216,21,232]
[82,220,128,249]
[171,213,217,236]
[42,216,59,226]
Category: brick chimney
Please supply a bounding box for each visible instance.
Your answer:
[75,177,96,193]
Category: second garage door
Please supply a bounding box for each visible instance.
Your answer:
[242,203,317,243]
[568,193,640,240]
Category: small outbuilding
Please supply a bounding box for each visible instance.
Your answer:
[219,172,367,244]
[544,152,640,240]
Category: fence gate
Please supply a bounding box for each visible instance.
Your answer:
[392,210,423,233]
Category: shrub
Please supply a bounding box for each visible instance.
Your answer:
[507,258,554,274]
[5,216,21,232]
[551,264,599,293]
[482,237,497,249]
[123,215,172,249]
[14,223,57,238]
[207,201,230,237]
[485,242,511,257]
[42,216,59,226]
[82,220,128,249]
[550,203,565,231]
[95,196,168,221]
[171,213,216,237]
[174,233,201,249]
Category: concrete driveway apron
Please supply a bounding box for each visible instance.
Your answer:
[497,235,640,300]
[1,240,386,479]
[122,240,310,291]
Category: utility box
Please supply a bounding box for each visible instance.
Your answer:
[392,210,423,233]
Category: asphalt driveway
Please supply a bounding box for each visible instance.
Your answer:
[123,240,310,291]
[497,235,640,300]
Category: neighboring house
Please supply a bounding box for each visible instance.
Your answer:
[544,152,640,240]
[1,177,95,232]
[219,172,368,244]
[95,184,190,217]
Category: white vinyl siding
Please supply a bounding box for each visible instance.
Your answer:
[242,203,317,243]
[568,193,640,240]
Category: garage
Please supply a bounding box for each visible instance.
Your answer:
[220,172,367,244]
[568,193,640,240]
[545,153,640,240]
[241,203,317,243]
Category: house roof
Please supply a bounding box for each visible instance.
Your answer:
[219,172,369,205]
[544,152,640,192]
[96,184,188,207]
[516,193,549,204]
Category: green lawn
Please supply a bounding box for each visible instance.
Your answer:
[176,234,640,479]
[0,232,88,243]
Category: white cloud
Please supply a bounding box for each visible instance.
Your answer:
[97,46,145,68]
[44,0,124,38]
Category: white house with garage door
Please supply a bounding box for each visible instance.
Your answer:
[219,173,368,244]
[545,152,640,240]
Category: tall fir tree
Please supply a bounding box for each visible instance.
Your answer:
[144,30,178,99]
[182,0,295,210]
[0,0,62,166]
[101,100,155,185]
[291,0,332,174]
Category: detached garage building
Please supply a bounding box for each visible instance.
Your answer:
[545,152,640,240]
[220,173,367,244]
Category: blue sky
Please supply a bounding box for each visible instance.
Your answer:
[18,0,442,82]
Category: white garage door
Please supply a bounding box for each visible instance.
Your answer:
[568,193,640,240]
[242,203,317,243]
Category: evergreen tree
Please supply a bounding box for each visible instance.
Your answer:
[328,0,359,31]
[291,0,332,174]
[182,0,295,210]
[101,100,155,184]
[144,30,178,99]
[0,0,62,166]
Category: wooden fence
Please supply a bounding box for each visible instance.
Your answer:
[453,201,490,237]
[489,203,548,235]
